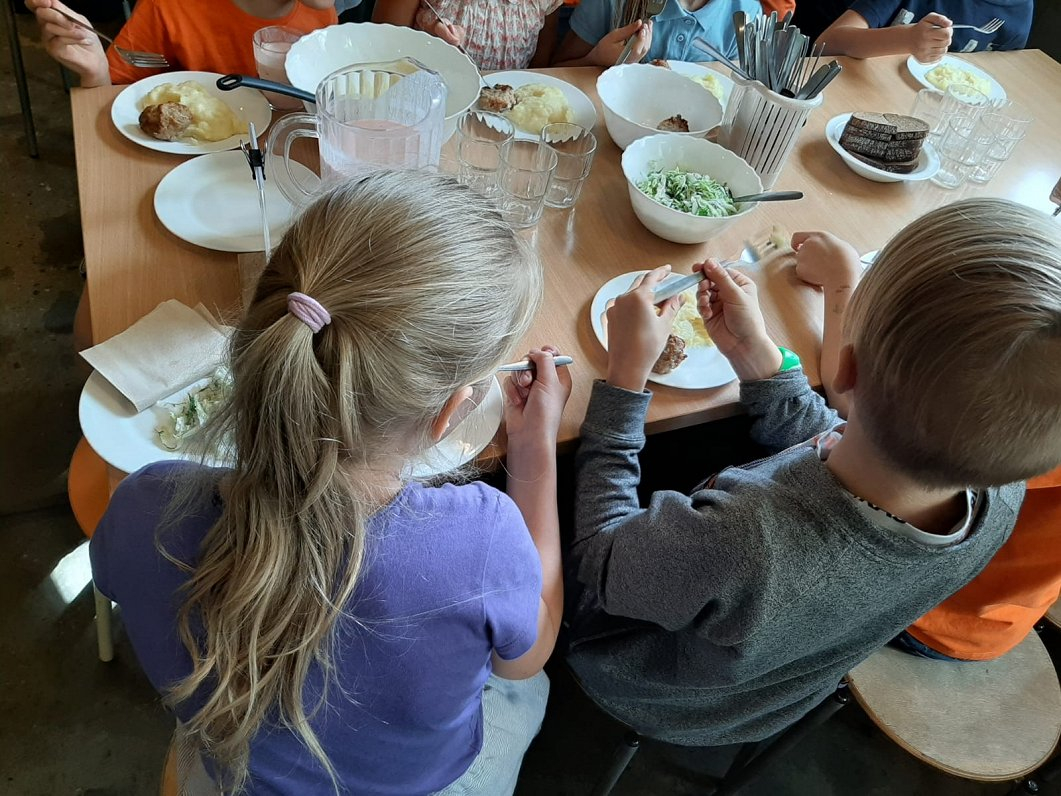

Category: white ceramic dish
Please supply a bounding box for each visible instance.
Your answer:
[80,371,502,479]
[110,71,272,155]
[666,61,734,112]
[485,70,598,140]
[861,249,879,268]
[285,23,481,140]
[597,64,723,151]
[905,54,1006,101]
[621,134,761,244]
[590,271,736,390]
[825,113,940,184]
[153,150,314,252]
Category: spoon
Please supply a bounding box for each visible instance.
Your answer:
[730,190,804,203]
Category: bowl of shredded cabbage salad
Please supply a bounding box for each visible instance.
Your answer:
[621,134,761,244]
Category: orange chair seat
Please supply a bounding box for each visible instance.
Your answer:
[68,437,110,539]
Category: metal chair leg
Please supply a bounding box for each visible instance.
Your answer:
[3,0,39,158]
[713,685,850,796]
[94,585,114,662]
[591,731,642,796]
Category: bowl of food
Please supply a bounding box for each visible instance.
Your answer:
[621,134,761,244]
[284,23,481,140]
[597,64,723,151]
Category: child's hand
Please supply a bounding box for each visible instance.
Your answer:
[907,13,952,64]
[588,19,653,67]
[26,0,110,86]
[503,347,572,444]
[604,265,681,393]
[414,6,466,47]
[791,231,862,291]
[695,260,782,382]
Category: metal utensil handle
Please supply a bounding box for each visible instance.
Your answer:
[53,7,114,45]
[731,190,804,203]
[615,34,638,66]
[692,37,749,81]
[652,272,706,304]
[497,355,574,372]
[217,74,316,104]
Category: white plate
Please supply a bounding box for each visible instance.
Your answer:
[825,113,940,184]
[861,250,879,268]
[590,271,737,390]
[110,71,273,155]
[154,150,315,252]
[80,371,503,479]
[905,55,1006,102]
[666,61,734,112]
[486,71,598,140]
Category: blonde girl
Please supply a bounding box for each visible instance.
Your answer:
[89,171,569,795]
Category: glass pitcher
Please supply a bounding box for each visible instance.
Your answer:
[267,59,447,205]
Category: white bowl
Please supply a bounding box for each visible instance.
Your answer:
[285,23,481,140]
[621,134,762,245]
[597,64,723,151]
[825,113,940,184]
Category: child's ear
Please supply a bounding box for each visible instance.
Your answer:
[834,344,858,394]
[430,386,475,442]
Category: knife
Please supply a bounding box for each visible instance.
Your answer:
[651,260,743,304]
[241,122,270,259]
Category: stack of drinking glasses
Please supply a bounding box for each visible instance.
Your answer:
[925,87,1032,190]
[454,111,597,229]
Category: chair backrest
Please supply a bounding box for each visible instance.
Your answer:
[847,632,1061,782]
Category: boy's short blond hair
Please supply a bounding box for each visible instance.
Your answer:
[844,198,1061,488]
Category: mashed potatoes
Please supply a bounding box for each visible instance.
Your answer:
[672,290,713,349]
[505,84,573,135]
[138,81,244,142]
[925,64,991,97]
[689,73,724,102]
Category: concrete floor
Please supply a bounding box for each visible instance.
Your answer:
[1,10,1059,796]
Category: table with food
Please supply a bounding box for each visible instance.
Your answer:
[68,21,1061,480]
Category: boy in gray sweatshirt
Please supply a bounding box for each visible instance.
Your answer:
[567,198,1061,746]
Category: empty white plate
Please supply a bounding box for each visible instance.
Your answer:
[111,71,273,155]
[154,150,315,252]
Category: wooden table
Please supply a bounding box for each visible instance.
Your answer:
[71,51,1061,448]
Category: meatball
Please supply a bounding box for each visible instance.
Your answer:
[650,59,671,68]
[652,334,688,374]
[477,84,517,114]
[657,114,690,133]
[138,102,193,141]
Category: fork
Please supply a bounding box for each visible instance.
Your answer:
[418,0,490,89]
[614,0,667,66]
[53,7,169,69]
[950,18,1004,35]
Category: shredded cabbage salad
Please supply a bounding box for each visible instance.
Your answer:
[156,366,232,451]
[636,167,738,217]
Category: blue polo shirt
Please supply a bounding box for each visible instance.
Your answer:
[850,0,1032,52]
[570,0,761,62]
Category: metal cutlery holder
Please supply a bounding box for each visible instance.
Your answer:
[719,75,823,189]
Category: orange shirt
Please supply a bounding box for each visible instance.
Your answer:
[759,0,796,14]
[107,0,337,84]
[907,467,1061,660]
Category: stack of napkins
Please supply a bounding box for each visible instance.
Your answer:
[81,300,232,411]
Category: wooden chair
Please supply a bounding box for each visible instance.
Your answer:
[847,632,1061,784]
[67,436,114,662]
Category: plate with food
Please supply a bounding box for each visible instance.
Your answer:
[825,113,940,183]
[590,271,737,390]
[478,71,597,139]
[80,367,504,478]
[905,55,1006,102]
[154,150,313,252]
[658,61,733,111]
[111,71,273,155]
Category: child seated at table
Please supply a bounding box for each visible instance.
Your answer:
[553,0,759,67]
[372,0,562,70]
[90,172,570,794]
[26,0,338,87]
[813,0,1032,63]
[792,228,1061,664]
[565,198,1061,746]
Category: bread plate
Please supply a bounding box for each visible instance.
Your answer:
[825,113,940,184]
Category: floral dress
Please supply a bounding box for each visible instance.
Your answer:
[415,0,562,70]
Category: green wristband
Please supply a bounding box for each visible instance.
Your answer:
[778,346,801,373]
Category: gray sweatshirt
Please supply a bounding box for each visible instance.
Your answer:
[568,370,1023,745]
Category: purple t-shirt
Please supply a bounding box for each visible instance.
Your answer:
[91,461,541,795]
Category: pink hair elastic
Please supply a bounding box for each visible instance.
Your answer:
[287,292,331,333]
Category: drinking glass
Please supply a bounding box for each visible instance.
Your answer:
[980,104,1033,159]
[931,117,995,190]
[455,111,515,197]
[497,140,557,229]
[541,123,597,209]
[940,84,990,125]
[252,26,304,111]
[910,89,945,138]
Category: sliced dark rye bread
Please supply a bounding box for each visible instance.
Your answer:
[844,112,930,142]
[845,112,894,136]
[884,113,930,141]
[840,131,924,162]
[846,149,920,175]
